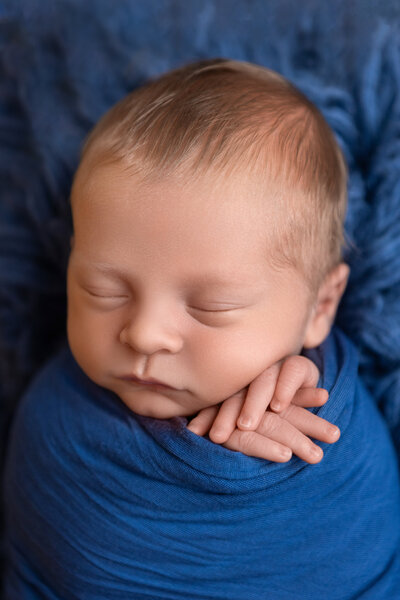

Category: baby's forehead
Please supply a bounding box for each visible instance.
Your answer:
[71,159,296,273]
[72,160,293,256]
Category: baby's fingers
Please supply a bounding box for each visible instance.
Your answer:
[257,412,324,464]
[186,405,219,436]
[223,430,293,463]
[270,356,320,413]
[282,405,340,445]
[291,387,329,408]
[208,393,244,444]
[237,362,281,431]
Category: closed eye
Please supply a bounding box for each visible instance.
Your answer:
[188,306,239,313]
[85,290,129,299]
[84,288,241,311]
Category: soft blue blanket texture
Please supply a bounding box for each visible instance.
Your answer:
[3,327,400,598]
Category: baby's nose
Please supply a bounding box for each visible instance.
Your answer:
[119,303,183,355]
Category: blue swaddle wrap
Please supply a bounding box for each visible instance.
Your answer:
[3,326,400,599]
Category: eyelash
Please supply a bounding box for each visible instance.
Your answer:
[86,292,235,314]
[188,306,234,314]
[87,292,129,300]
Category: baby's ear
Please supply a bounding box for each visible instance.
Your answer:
[302,263,350,349]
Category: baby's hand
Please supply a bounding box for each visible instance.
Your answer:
[186,356,340,464]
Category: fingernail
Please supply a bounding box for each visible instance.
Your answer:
[271,400,281,411]
[330,426,340,439]
[239,417,252,428]
[311,446,323,459]
[280,448,292,460]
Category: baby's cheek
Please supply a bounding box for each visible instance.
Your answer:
[191,330,272,404]
[67,306,109,383]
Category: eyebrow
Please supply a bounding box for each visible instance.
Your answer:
[77,261,262,290]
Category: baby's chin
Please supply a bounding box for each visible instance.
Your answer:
[113,383,202,420]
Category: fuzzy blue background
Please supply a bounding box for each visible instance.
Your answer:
[1,3,400,578]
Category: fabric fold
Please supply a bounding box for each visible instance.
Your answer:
[3,327,400,599]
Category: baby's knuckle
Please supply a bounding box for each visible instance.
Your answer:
[276,380,295,398]
[286,355,308,374]
[289,355,318,383]
[260,411,280,434]
[237,431,254,453]
[260,411,273,426]
[285,354,302,366]
[281,404,295,418]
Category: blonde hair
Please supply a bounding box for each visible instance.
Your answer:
[75,58,348,296]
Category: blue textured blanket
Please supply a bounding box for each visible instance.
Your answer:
[3,327,400,599]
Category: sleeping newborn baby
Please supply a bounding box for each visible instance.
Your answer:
[3,59,400,599]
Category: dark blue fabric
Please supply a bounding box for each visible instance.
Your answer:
[3,326,400,599]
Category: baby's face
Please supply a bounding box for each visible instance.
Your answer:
[67,162,316,418]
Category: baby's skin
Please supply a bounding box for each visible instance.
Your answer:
[187,354,340,463]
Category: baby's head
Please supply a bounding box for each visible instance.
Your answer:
[67,59,349,419]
